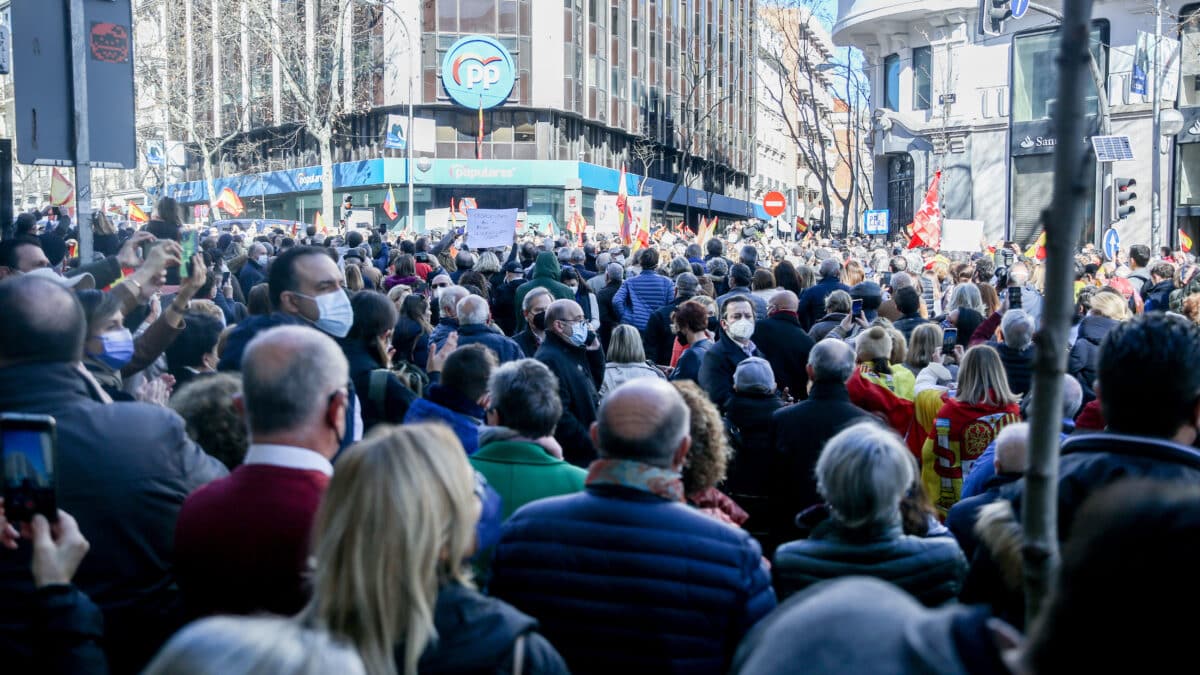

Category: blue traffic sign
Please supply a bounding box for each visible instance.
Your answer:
[1103,227,1121,260]
[1012,0,1030,19]
[863,209,890,235]
[441,35,516,110]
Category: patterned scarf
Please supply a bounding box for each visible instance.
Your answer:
[585,458,685,503]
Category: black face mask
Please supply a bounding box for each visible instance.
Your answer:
[532,311,547,331]
[707,316,720,333]
[676,332,688,346]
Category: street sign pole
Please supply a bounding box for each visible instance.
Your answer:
[69,0,92,262]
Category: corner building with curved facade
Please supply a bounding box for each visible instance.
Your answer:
[162,0,766,230]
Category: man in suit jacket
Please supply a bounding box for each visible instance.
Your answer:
[752,290,815,401]
[768,339,872,553]
[175,325,350,619]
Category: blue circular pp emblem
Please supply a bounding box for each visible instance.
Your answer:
[441,35,515,110]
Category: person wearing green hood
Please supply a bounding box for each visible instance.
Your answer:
[513,251,575,331]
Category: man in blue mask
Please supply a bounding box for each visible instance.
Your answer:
[218,246,363,445]
[535,298,605,467]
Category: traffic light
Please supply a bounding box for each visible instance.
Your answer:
[980,0,1012,36]
[1115,177,1137,220]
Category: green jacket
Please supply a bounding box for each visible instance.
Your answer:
[470,439,587,520]
[513,252,576,331]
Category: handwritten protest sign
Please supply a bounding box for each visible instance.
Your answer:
[466,208,518,249]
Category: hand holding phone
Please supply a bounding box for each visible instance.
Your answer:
[942,328,958,355]
[181,230,199,278]
[1,414,57,525]
[1007,286,1023,309]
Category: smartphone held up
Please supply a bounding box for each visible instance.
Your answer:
[1,414,58,524]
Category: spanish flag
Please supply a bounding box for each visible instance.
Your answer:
[1181,229,1194,254]
[128,201,149,223]
[214,187,245,217]
[1024,230,1047,260]
[50,168,76,207]
[314,210,328,235]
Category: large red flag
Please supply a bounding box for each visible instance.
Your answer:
[906,171,942,250]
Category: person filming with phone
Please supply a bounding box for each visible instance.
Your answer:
[0,275,227,673]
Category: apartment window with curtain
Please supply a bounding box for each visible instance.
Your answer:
[883,53,900,111]
[913,46,932,110]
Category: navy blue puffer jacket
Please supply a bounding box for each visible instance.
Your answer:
[489,485,776,675]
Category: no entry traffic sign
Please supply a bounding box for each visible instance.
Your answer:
[763,191,787,218]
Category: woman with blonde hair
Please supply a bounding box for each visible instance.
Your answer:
[841,259,865,287]
[1068,288,1127,403]
[302,424,567,675]
[903,323,943,377]
[344,264,365,292]
[920,345,1021,516]
[600,324,665,396]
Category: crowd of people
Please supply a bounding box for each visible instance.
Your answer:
[1,196,1198,674]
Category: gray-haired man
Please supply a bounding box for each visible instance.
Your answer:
[768,339,873,550]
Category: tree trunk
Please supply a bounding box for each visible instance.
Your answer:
[1022,0,1095,627]
[317,127,335,229]
[202,148,219,222]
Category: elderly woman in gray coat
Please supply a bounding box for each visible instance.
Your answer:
[773,422,969,607]
[599,325,665,397]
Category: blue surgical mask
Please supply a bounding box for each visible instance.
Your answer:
[96,328,134,369]
[296,290,354,338]
[568,320,588,347]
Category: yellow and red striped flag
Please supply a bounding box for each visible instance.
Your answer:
[128,201,148,223]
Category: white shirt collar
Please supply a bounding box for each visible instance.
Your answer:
[243,443,334,476]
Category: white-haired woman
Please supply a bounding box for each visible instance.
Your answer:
[145,616,365,675]
[919,345,1021,516]
[773,423,968,606]
[301,424,568,675]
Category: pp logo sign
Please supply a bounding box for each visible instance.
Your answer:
[442,36,516,110]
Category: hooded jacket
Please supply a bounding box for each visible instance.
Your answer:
[415,583,568,674]
[732,577,1009,675]
[920,399,1021,517]
[773,519,969,607]
[1067,314,1119,403]
[513,253,576,331]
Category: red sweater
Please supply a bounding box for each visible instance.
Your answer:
[173,464,329,618]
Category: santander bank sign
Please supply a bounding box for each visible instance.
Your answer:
[441,35,516,110]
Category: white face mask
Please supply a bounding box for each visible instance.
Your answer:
[295,290,354,338]
[256,254,268,267]
[727,318,755,342]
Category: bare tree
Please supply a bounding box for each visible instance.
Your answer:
[760,4,865,236]
[658,32,740,223]
[242,0,360,225]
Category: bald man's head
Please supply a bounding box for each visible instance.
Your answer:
[770,290,799,313]
[242,325,348,438]
[593,378,691,468]
[0,275,86,366]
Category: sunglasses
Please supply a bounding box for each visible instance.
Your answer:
[434,283,449,289]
